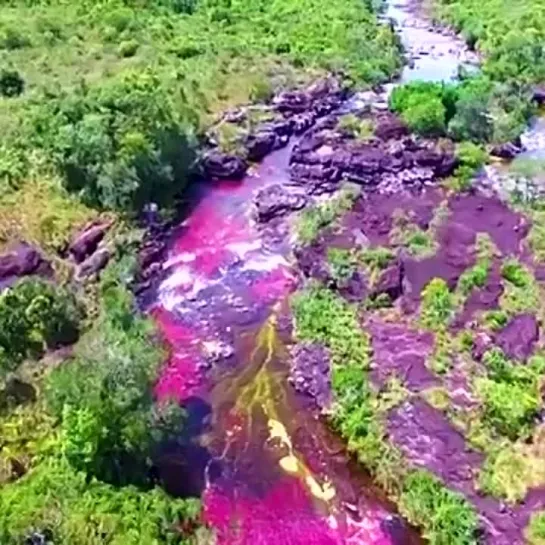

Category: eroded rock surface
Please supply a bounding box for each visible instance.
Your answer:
[496,313,539,362]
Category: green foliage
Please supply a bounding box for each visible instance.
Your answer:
[420,278,454,331]
[45,271,177,487]
[479,445,533,504]
[475,349,545,440]
[399,470,478,545]
[0,279,80,375]
[390,82,455,136]
[457,258,490,296]
[451,141,487,189]
[527,209,545,263]
[327,247,358,282]
[500,259,540,315]
[117,39,139,58]
[0,457,202,545]
[527,511,545,545]
[359,246,395,270]
[482,309,509,331]
[337,114,374,140]
[296,186,359,245]
[0,68,24,97]
[391,211,437,257]
[29,70,196,212]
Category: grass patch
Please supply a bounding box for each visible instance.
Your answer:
[499,259,540,315]
[420,278,454,331]
[391,210,438,258]
[296,185,360,245]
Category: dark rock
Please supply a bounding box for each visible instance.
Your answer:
[372,260,404,300]
[472,332,494,361]
[76,248,110,279]
[291,113,315,134]
[374,114,408,140]
[337,271,367,301]
[289,342,332,409]
[262,119,293,138]
[496,313,539,361]
[380,515,411,545]
[0,243,50,282]
[254,184,307,222]
[273,90,310,114]
[246,131,277,161]
[490,142,521,160]
[532,85,545,106]
[201,151,248,180]
[69,221,111,263]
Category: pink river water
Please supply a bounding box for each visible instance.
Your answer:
[148,145,419,545]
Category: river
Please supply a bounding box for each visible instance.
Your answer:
[148,1,540,544]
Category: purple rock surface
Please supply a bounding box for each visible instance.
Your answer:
[367,319,437,391]
[289,342,332,409]
[496,313,539,361]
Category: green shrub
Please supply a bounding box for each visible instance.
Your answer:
[45,275,176,487]
[0,69,25,98]
[420,278,454,330]
[527,511,545,545]
[337,114,374,140]
[399,470,478,545]
[457,259,490,296]
[0,279,80,375]
[0,457,201,545]
[327,247,358,282]
[296,186,359,245]
[29,69,196,212]
[501,259,530,287]
[117,39,139,58]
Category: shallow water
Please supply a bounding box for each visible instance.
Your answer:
[149,2,488,544]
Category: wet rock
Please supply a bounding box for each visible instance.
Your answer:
[291,112,315,134]
[294,242,329,282]
[139,240,166,270]
[496,313,539,362]
[532,85,545,106]
[246,131,278,162]
[374,113,408,141]
[201,151,248,180]
[254,184,307,222]
[381,515,411,545]
[75,248,110,279]
[490,142,521,160]
[69,221,111,263]
[371,260,404,301]
[289,342,332,409]
[0,243,50,282]
[337,270,367,301]
[273,90,310,114]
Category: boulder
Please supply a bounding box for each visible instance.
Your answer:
[496,313,539,361]
[371,260,404,301]
[490,142,521,160]
[289,342,331,409]
[76,248,110,279]
[374,114,409,140]
[201,151,248,180]
[0,243,50,281]
[246,131,277,162]
[69,221,111,263]
[273,90,310,114]
[532,85,545,106]
[254,184,307,222]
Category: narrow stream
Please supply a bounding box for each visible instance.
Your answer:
[149,2,544,544]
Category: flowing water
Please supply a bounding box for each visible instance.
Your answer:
[148,2,540,544]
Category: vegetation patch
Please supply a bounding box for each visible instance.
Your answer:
[499,259,540,315]
[527,511,545,545]
[295,185,360,245]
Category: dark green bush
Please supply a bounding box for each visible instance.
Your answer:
[0,69,25,98]
[0,279,80,375]
[0,457,201,545]
[45,273,179,487]
[29,69,197,212]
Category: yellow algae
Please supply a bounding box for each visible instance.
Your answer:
[305,475,336,502]
[279,455,299,474]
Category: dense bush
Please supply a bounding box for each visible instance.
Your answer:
[400,470,478,545]
[476,349,545,439]
[0,68,24,97]
[0,279,80,375]
[45,269,179,487]
[28,70,196,212]
[0,457,202,545]
[420,278,454,331]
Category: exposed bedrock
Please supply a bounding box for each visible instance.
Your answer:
[289,114,457,194]
[496,313,540,362]
[0,242,52,287]
[254,184,307,222]
[68,220,112,263]
[288,342,332,410]
[201,77,348,180]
